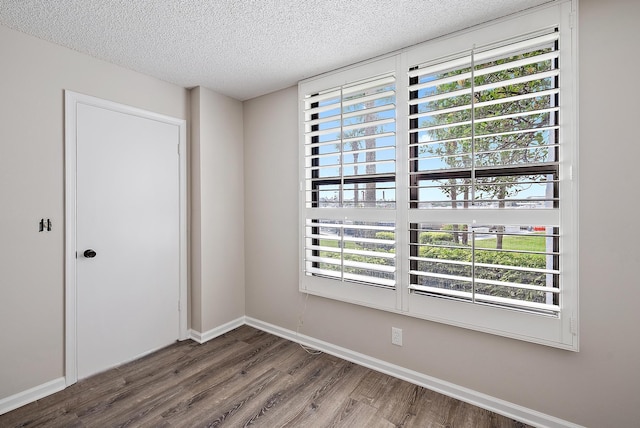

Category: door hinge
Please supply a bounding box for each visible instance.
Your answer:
[569,12,576,29]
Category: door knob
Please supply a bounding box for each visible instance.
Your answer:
[83,249,97,258]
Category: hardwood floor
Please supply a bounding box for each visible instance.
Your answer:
[0,326,530,427]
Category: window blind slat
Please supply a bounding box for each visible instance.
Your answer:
[474,51,559,79]
[342,117,395,133]
[341,103,395,121]
[304,138,341,149]
[474,277,560,294]
[408,87,472,106]
[306,145,394,160]
[409,135,473,149]
[344,223,395,232]
[305,125,342,139]
[473,31,559,63]
[409,256,559,275]
[408,55,471,79]
[342,89,396,109]
[305,89,341,105]
[343,236,396,245]
[474,69,559,94]
[343,131,395,144]
[342,75,396,95]
[343,259,396,273]
[474,125,560,141]
[305,266,341,279]
[474,88,559,110]
[408,103,470,121]
[306,102,396,128]
[344,273,395,288]
[344,248,396,259]
[305,102,341,118]
[307,245,342,254]
[306,255,342,266]
[408,71,472,92]
[415,119,472,132]
[475,106,559,124]
[343,160,396,170]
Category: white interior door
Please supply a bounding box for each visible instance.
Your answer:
[74,100,181,380]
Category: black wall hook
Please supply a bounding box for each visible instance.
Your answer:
[39,219,52,232]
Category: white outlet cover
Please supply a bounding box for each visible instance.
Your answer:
[392,327,403,346]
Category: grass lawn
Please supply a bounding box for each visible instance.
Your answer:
[474,233,547,252]
[320,239,344,248]
[321,234,547,253]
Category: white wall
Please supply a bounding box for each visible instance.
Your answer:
[190,86,245,333]
[0,25,188,400]
[243,0,640,426]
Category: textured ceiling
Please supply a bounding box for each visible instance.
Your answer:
[0,0,551,101]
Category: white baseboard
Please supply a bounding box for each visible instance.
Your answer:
[245,317,583,428]
[189,316,246,344]
[0,377,66,416]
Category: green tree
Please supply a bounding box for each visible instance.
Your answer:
[419,47,556,249]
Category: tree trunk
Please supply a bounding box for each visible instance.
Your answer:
[364,100,377,210]
[365,141,376,207]
[496,185,506,249]
[353,153,359,207]
[450,179,459,244]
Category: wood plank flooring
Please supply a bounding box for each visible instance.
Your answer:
[0,326,531,427]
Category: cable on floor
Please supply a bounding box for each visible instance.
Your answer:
[296,292,322,355]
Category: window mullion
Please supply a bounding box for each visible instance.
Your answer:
[339,87,344,208]
[470,46,476,206]
[339,87,345,281]
[394,53,409,311]
[471,229,476,303]
[340,219,345,282]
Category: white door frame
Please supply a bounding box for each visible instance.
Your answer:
[64,91,188,386]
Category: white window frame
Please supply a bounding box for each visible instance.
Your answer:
[298,0,578,351]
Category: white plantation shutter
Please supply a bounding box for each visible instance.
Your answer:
[301,71,397,292]
[408,31,560,209]
[303,219,396,289]
[303,74,396,209]
[407,223,560,314]
[406,31,563,315]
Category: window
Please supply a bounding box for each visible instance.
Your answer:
[408,32,561,315]
[300,60,399,309]
[299,1,577,350]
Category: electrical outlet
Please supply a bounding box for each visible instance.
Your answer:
[391,327,403,346]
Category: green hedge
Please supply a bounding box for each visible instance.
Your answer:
[419,231,454,244]
[314,236,553,304]
[375,231,395,240]
[417,246,550,303]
